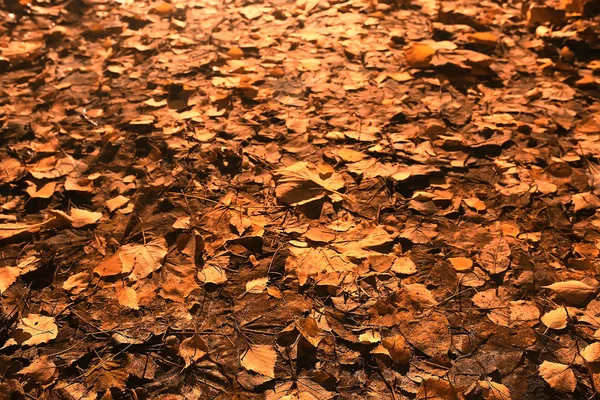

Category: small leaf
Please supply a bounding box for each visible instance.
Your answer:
[539,361,576,393]
[448,257,473,271]
[245,277,268,294]
[541,307,568,330]
[390,257,417,275]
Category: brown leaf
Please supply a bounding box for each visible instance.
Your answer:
[240,344,277,378]
[382,334,411,364]
[274,162,345,206]
[543,280,597,305]
[581,342,600,363]
[478,236,511,275]
[539,361,576,393]
[116,285,139,310]
[478,380,512,399]
[405,43,436,68]
[119,238,168,281]
[62,272,90,295]
[179,335,208,367]
[17,356,56,386]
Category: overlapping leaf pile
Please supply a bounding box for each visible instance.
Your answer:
[1,0,600,398]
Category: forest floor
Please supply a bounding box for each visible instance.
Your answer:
[1,0,600,398]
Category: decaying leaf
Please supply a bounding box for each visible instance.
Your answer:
[478,236,511,275]
[62,272,90,295]
[240,344,277,378]
[17,356,57,386]
[581,342,600,363]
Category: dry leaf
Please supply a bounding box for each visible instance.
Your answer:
[543,280,597,305]
[240,344,277,378]
[390,256,417,275]
[403,283,438,308]
[17,356,57,386]
[538,361,576,393]
[116,285,139,310]
[478,380,512,400]
[4,314,58,347]
[62,272,90,295]
[0,266,20,294]
[119,238,168,281]
[274,162,345,206]
[26,181,56,199]
[541,307,568,330]
[416,378,458,399]
[448,257,473,271]
[198,265,228,285]
[382,334,411,364]
[106,195,130,212]
[478,236,511,274]
[179,335,208,367]
[406,43,436,68]
[581,342,600,363]
[245,277,268,294]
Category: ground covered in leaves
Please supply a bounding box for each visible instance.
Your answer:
[1,0,600,398]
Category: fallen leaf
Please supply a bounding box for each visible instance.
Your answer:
[543,280,597,305]
[405,43,436,68]
[541,307,568,330]
[62,272,90,295]
[390,256,418,275]
[198,265,228,285]
[448,257,473,271]
[382,334,411,364]
[4,314,58,347]
[245,277,268,294]
[106,195,130,212]
[26,181,56,199]
[581,342,600,363]
[179,335,208,367]
[478,380,512,400]
[240,344,277,378]
[478,236,511,274]
[0,266,20,294]
[538,361,576,393]
[116,285,139,310]
[274,162,345,206]
[17,356,57,386]
[119,238,168,281]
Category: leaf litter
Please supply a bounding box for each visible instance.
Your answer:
[0,0,600,398]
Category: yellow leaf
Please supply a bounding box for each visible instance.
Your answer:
[3,314,58,347]
[541,307,568,330]
[405,44,436,68]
